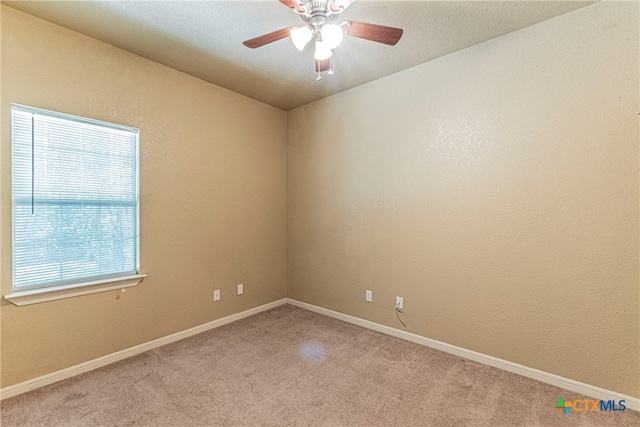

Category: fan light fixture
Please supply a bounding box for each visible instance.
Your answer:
[287,0,349,73]
[243,0,404,79]
[291,24,343,58]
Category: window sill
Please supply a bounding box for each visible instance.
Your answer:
[4,274,147,306]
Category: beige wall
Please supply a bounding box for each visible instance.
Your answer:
[288,1,639,398]
[0,6,287,388]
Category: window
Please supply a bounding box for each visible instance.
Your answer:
[6,105,144,305]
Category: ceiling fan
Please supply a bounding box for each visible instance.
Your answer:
[243,0,403,80]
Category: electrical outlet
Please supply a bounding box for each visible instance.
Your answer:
[237,283,244,295]
[395,296,403,310]
[213,289,220,301]
[365,290,372,302]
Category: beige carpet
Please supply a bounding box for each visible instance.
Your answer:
[1,304,638,426]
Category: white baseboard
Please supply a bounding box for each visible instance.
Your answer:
[286,298,640,412]
[0,298,287,400]
[3,297,637,412]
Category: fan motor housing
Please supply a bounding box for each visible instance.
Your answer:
[304,1,330,15]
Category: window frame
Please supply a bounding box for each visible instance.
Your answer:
[5,104,145,306]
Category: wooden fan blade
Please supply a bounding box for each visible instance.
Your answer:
[279,0,303,12]
[330,0,356,12]
[344,21,403,46]
[243,28,291,49]
[315,59,331,72]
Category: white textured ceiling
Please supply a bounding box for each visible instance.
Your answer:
[4,0,595,111]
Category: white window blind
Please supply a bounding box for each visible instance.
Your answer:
[11,104,140,291]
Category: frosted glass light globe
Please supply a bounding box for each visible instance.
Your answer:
[290,26,312,51]
[314,41,333,60]
[321,24,344,49]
